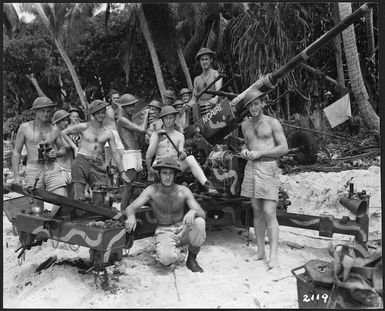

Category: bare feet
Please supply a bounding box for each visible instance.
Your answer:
[254,251,266,261]
[267,257,279,270]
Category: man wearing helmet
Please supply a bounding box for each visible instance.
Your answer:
[163,89,176,106]
[52,109,77,195]
[116,94,147,210]
[240,89,288,270]
[61,100,130,200]
[145,106,218,195]
[188,48,223,120]
[12,96,68,202]
[172,99,189,132]
[124,157,206,273]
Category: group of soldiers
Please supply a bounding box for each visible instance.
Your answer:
[10,47,289,273]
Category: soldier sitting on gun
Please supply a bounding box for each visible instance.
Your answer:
[145,106,218,195]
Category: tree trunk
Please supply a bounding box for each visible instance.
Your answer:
[332,2,345,87]
[138,6,167,103]
[365,7,375,58]
[338,3,379,133]
[34,3,88,113]
[26,73,46,97]
[177,47,193,90]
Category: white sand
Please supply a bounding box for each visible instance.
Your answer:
[2,168,381,308]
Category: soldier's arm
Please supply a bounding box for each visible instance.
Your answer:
[124,185,152,217]
[145,131,160,171]
[12,124,26,182]
[184,187,206,219]
[117,116,146,133]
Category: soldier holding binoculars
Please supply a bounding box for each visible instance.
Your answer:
[11,96,68,200]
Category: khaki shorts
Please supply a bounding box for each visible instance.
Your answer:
[122,150,143,172]
[241,160,279,201]
[24,162,67,192]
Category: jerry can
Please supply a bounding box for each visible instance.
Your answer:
[291,259,334,309]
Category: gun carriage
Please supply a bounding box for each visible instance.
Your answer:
[3,3,374,272]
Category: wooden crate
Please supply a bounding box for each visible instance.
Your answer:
[3,192,32,222]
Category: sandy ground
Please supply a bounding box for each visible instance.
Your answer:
[2,167,381,308]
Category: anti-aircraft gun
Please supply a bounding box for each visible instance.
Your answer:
[3,3,374,272]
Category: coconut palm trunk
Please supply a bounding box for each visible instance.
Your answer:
[365,7,375,58]
[138,6,167,103]
[177,47,193,89]
[34,3,88,113]
[338,2,379,133]
[26,73,46,97]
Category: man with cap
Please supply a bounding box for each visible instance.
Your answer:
[61,99,130,200]
[146,106,218,195]
[163,89,176,106]
[240,89,288,270]
[116,94,147,210]
[104,89,125,175]
[12,96,68,200]
[68,107,81,126]
[52,109,77,195]
[188,47,223,120]
[124,157,206,272]
[145,99,172,144]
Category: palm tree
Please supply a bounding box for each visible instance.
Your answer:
[3,3,21,39]
[338,2,379,133]
[25,3,97,113]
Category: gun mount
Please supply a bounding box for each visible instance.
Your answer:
[190,2,374,145]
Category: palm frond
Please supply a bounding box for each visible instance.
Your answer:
[3,3,21,38]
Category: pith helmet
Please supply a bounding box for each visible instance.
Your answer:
[88,100,109,115]
[243,89,264,107]
[119,94,139,106]
[153,157,182,172]
[172,100,184,107]
[158,106,178,119]
[195,47,216,61]
[179,88,192,96]
[148,100,162,110]
[52,110,70,124]
[30,96,56,110]
[164,90,176,99]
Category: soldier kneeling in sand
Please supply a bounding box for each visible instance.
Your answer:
[124,157,206,273]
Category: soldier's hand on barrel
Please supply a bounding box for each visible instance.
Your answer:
[209,97,218,106]
[183,209,196,227]
[125,215,137,232]
[179,150,187,161]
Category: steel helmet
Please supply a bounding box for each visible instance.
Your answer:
[158,106,178,119]
[153,157,182,172]
[119,94,139,106]
[30,96,56,110]
[195,47,216,61]
[164,90,176,99]
[52,109,70,124]
[172,100,184,108]
[148,100,163,110]
[88,100,109,115]
[179,88,192,96]
[243,89,264,107]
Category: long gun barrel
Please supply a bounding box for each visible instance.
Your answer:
[197,2,374,144]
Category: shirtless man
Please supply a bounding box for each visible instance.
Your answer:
[146,106,218,195]
[104,89,124,171]
[52,109,77,195]
[124,157,206,272]
[240,89,288,270]
[61,100,130,200]
[188,48,223,120]
[12,97,68,203]
[179,88,192,104]
[116,94,147,210]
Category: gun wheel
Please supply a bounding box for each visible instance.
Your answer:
[290,131,319,165]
